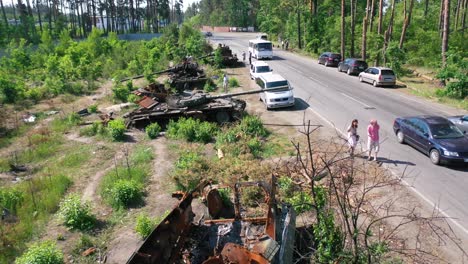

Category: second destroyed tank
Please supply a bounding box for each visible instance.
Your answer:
[124,89,273,128]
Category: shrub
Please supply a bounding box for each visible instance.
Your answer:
[246,137,263,158]
[0,188,24,213]
[88,104,98,113]
[228,77,239,87]
[146,123,161,139]
[203,80,216,92]
[112,84,130,102]
[172,150,209,191]
[239,115,269,137]
[58,194,96,231]
[135,213,154,239]
[166,117,217,143]
[15,241,64,264]
[79,122,106,137]
[127,93,139,103]
[67,112,81,126]
[285,191,313,214]
[108,119,126,141]
[108,179,143,209]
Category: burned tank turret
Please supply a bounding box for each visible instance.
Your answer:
[124,88,277,129]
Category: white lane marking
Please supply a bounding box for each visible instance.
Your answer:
[341,92,374,109]
[306,106,468,236]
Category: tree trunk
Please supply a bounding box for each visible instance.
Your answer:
[383,0,396,64]
[377,0,383,34]
[36,0,43,32]
[424,0,429,16]
[439,0,445,36]
[462,0,467,34]
[297,0,301,49]
[455,0,462,30]
[369,0,375,32]
[341,0,345,59]
[442,0,450,68]
[399,0,414,49]
[350,0,356,57]
[0,0,9,29]
[362,17,367,60]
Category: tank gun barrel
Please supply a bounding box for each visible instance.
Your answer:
[210,87,289,99]
[119,68,175,82]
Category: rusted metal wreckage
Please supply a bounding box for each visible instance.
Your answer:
[127,176,296,264]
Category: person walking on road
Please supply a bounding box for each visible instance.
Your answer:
[248,52,252,65]
[347,119,359,157]
[281,40,284,50]
[285,40,289,50]
[367,119,380,161]
[242,51,246,62]
[223,73,229,93]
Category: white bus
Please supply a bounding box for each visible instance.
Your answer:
[248,39,273,60]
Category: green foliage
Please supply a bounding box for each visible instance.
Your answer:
[88,104,98,113]
[385,44,406,77]
[135,213,154,239]
[112,83,131,102]
[146,123,162,139]
[166,117,218,143]
[0,188,24,213]
[15,241,64,264]
[436,51,468,99]
[228,77,239,87]
[108,119,126,141]
[285,191,313,214]
[172,149,209,191]
[246,137,263,158]
[58,194,96,231]
[100,145,153,209]
[203,80,217,92]
[239,115,269,137]
[79,122,107,137]
[107,179,143,209]
[213,48,224,68]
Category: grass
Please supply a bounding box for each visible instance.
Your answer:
[400,75,468,110]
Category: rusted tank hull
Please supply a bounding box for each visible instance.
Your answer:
[126,176,295,264]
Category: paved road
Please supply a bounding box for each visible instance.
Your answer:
[210,32,468,238]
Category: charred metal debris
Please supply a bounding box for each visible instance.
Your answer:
[127,176,296,264]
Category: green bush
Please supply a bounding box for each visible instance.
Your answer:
[58,194,96,231]
[0,188,24,213]
[135,213,154,239]
[172,150,209,191]
[166,117,217,143]
[112,84,130,102]
[127,93,139,103]
[79,122,106,137]
[88,104,98,113]
[67,112,82,126]
[203,80,216,92]
[239,115,269,137]
[108,179,143,209]
[285,191,313,214]
[146,123,161,139]
[16,241,64,264]
[228,77,239,87]
[108,119,126,141]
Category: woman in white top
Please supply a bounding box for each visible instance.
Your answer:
[347,119,359,157]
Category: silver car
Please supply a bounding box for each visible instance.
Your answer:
[447,115,468,133]
[358,67,396,87]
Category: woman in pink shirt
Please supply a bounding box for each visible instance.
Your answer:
[367,119,380,161]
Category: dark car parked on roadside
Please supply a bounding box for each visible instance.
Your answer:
[393,115,468,165]
[318,52,342,67]
[338,58,368,75]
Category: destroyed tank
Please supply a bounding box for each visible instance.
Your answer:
[124,89,271,129]
[120,60,208,91]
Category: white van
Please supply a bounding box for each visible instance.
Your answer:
[248,39,273,60]
[250,61,273,80]
[256,74,295,110]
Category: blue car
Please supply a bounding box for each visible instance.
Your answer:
[393,115,468,165]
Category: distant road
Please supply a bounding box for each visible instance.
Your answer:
[211,32,468,239]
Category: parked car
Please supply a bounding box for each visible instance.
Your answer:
[338,58,368,75]
[250,61,273,80]
[447,115,468,133]
[318,52,342,67]
[393,115,468,165]
[205,32,213,37]
[255,74,295,110]
[359,67,396,87]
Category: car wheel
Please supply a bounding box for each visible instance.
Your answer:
[347,68,352,75]
[359,76,363,82]
[373,81,378,87]
[396,130,405,144]
[430,149,441,165]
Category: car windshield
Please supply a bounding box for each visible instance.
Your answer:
[331,54,341,58]
[257,43,272,51]
[381,70,395,75]
[266,80,289,91]
[429,123,464,139]
[256,66,270,73]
